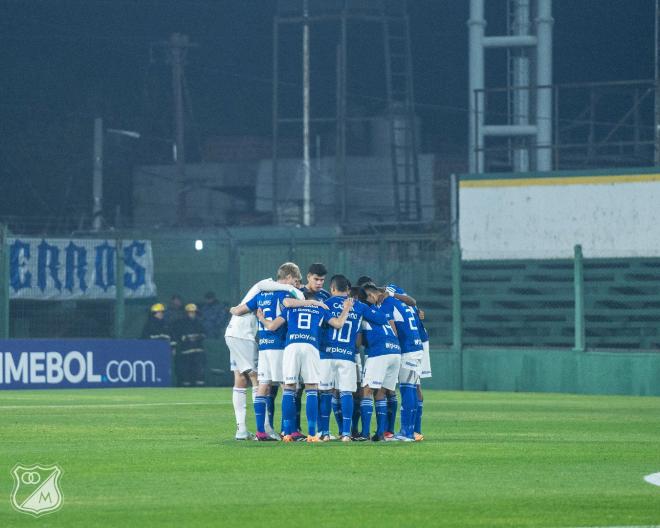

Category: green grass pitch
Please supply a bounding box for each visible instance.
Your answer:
[1,388,659,527]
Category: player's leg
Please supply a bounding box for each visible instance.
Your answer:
[335,359,357,441]
[331,389,342,435]
[351,354,364,438]
[414,382,424,441]
[397,354,420,441]
[268,384,279,431]
[281,344,301,441]
[359,355,386,440]
[254,350,279,441]
[300,343,322,441]
[415,340,431,440]
[373,388,389,441]
[385,389,398,439]
[227,336,258,440]
[358,385,374,440]
[264,349,283,438]
[294,385,304,433]
[318,358,334,440]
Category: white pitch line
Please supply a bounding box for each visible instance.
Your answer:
[0,401,228,410]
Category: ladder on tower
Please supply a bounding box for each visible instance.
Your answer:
[382,0,422,222]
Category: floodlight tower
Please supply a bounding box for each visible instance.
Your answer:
[272,0,421,224]
[468,0,553,173]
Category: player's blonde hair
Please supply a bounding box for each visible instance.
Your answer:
[277,262,302,281]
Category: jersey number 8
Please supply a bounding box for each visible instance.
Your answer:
[297,312,312,330]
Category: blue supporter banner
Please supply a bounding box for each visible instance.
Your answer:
[0,340,171,389]
[8,238,156,300]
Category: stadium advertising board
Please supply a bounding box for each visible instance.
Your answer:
[459,169,660,260]
[9,238,156,300]
[0,340,171,390]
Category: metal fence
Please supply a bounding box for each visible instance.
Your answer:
[0,226,451,342]
[3,226,659,352]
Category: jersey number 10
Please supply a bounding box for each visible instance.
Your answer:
[331,321,353,343]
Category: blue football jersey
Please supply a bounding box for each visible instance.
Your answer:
[360,306,401,358]
[380,296,424,354]
[246,290,288,351]
[386,283,429,342]
[281,304,333,349]
[322,296,388,361]
[301,286,331,302]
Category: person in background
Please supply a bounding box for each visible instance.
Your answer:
[141,303,171,341]
[172,303,206,387]
[199,291,227,339]
[164,294,186,328]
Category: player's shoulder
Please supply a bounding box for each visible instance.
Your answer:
[385,283,404,294]
[319,289,331,301]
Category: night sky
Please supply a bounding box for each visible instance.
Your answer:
[0,0,655,231]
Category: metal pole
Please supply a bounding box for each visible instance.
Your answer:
[573,244,585,352]
[272,17,280,223]
[535,0,553,171]
[450,173,459,244]
[92,117,104,231]
[511,0,531,172]
[114,239,125,339]
[451,242,464,389]
[655,0,660,164]
[0,224,9,338]
[468,0,486,173]
[171,33,188,226]
[302,0,312,226]
[339,11,348,223]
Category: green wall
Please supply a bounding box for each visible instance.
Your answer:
[426,346,660,396]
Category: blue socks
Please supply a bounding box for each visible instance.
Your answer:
[375,399,388,437]
[267,385,279,430]
[319,392,332,436]
[340,391,353,437]
[360,398,373,437]
[387,393,398,433]
[415,398,423,434]
[254,396,267,434]
[295,387,304,431]
[331,394,343,432]
[306,390,319,437]
[281,389,296,435]
[399,384,417,438]
[352,394,361,436]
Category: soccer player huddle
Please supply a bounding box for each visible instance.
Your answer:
[225,261,430,443]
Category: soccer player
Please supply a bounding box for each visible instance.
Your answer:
[229,262,303,441]
[363,283,423,442]
[386,283,430,441]
[257,294,353,442]
[318,275,388,441]
[301,262,331,301]
[225,264,304,440]
[357,286,401,441]
[293,262,331,433]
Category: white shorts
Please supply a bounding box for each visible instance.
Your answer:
[319,358,358,392]
[258,349,283,384]
[355,353,363,384]
[362,354,401,391]
[283,343,321,386]
[399,351,422,385]
[420,341,432,379]
[226,336,258,374]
